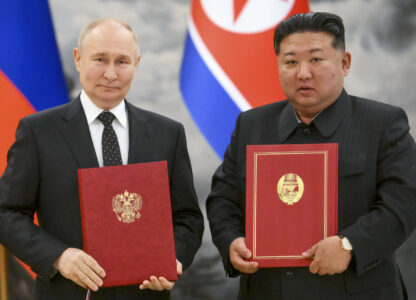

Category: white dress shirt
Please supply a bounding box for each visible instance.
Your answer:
[80,90,129,167]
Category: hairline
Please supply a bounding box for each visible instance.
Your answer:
[77,18,140,57]
[278,29,345,55]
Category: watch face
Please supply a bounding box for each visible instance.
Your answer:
[342,237,353,251]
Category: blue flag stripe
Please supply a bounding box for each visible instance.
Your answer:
[0,0,68,111]
[180,32,241,158]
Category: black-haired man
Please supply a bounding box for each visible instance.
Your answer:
[207,12,416,299]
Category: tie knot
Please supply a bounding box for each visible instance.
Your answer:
[97,111,116,126]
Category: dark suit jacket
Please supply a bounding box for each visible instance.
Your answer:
[0,97,204,300]
[206,90,416,300]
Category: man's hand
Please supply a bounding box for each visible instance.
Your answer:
[229,237,258,273]
[139,259,182,291]
[302,236,352,275]
[53,248,106,291]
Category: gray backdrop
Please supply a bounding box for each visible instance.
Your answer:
[6,0,416,299]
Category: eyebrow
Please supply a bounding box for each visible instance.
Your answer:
[283,48,324,57]
[310,48,324,53]
[91,52,107,57]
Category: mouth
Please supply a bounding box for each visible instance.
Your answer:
[99,85,119,90]
[297,86,314,94]
[297,86,313,92]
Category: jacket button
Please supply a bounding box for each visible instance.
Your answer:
[285,271,294,278]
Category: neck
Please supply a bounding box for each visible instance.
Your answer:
[296,111,317,125]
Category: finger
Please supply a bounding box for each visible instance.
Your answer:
[77,260,104,288]
[76,271,100,291]
[235,243,252,259]
[150,276,163,291]
[318,268,327,276]
[70,276,88,290]
[176,259,183,275]
[139,280,150,290]
[159,277,174,290]
[82,254,106,278]
[234,259,259,274]
[309,260,319,274]
[302,244,318,258]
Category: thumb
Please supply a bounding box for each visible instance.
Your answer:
[302,244,317,258]
[236,242,252,259]
[176,259,183,275]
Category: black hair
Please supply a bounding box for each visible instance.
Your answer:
[274,12,345,55]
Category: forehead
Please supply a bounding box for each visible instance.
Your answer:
[83,23,136,56]
[279,31,335,55]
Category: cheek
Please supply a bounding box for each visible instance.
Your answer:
[279,70,292,84]
[83,66,102,81]
[120,69,136,86]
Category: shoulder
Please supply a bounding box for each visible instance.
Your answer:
[126,101,183,130]
[348,95,406,117]
[19,101,73,128]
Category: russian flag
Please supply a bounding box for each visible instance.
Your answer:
[0,0,69,278]
[180,0,310,158]
[0,0,69,174]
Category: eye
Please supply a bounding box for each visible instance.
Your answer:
[94,57,103,62]
[311,57,322,63]
[285,60,297,66]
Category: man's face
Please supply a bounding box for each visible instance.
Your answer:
[277,31,351,120]
[73,22,140,110]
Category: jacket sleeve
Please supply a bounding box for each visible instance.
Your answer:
[170,123,204,270]
[0,118,68,278]
[340,106,416,275]
[206,113,245,277]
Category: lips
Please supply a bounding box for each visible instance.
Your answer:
[99,84,119,90]
[297,85,313,91]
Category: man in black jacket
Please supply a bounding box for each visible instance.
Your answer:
[0,18,203,299]
[207,12,416,299]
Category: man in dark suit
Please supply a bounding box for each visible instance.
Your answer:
[206,12,416,299]
[0,18,203,299]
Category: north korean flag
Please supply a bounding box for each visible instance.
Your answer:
[180,0,310,157]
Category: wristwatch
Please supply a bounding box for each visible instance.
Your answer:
[338,234,353,252]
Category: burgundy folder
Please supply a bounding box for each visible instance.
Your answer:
[246,144,338,267]
[78,161,177,287]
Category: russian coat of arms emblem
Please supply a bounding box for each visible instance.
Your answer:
[112,190,142,223]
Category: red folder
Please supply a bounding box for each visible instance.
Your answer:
[78,161,177,287]
[246,144,338,267]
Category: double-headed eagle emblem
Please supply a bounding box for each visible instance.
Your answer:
[112,190,142,223]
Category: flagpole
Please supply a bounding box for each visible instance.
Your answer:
[0,245,8,300]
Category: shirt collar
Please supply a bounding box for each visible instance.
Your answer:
[80,90,128,128]
[278,89,350,142]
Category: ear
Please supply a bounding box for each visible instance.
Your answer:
[73,48,81,72]
[135,55,141,67]
[341,51,351,76]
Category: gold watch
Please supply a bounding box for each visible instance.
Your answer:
[338,235,353,252]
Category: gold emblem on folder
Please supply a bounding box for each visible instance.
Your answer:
[112,190,142,223]
[277,173,304,205]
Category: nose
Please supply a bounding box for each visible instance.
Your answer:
[297,62,311,80]
[104,64,117,81]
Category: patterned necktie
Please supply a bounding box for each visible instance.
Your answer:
[97,111,122,166]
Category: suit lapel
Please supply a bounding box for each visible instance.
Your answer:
[59,97,99,168]
[258,101,295,145]
[126,101,152,164]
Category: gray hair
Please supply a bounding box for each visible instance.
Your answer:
[77,18,140,56]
